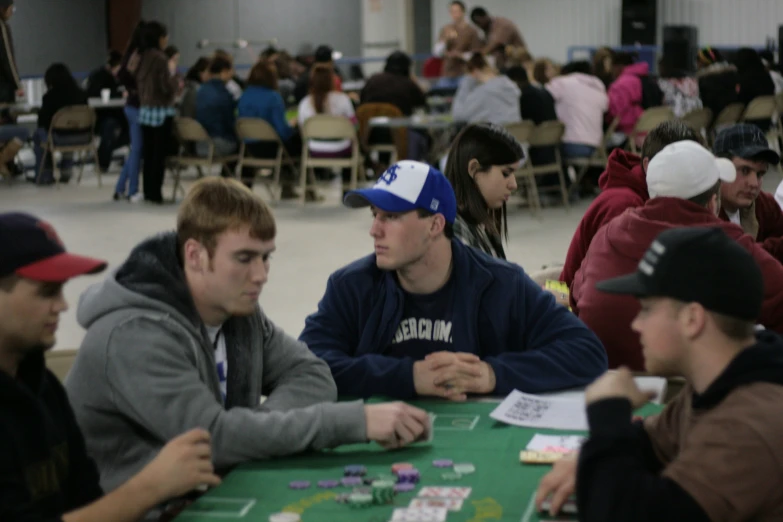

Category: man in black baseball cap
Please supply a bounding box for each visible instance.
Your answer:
[713,123,783,261]
[0,212,224,521]
[536,226,783,521]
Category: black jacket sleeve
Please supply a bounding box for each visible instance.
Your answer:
[61,388,103,510]
[576,398,710,522]
[0,21,19,91]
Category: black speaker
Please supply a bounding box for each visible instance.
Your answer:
[663,25,698,74]
[621,0,657,46]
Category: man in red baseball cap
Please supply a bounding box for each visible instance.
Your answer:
[0,212,221,521]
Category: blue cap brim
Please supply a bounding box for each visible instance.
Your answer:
[343,188,419,214]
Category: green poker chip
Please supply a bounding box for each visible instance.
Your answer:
[371,480,395,504]
[347,492,373,507]
[453,463,475,475]
[441,471,462,481]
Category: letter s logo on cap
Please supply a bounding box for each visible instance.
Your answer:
[379,164,399,186]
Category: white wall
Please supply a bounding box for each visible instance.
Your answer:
[431,0,783,63]
[361,0,414,75]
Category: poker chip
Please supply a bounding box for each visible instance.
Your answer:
[288,480,311,489]
[341,476,363,487]
[347,492,373,507]
[362,476,379,485]
[371,480,395,504]
[269,512,301,522]
[396,468,421,484]
[441,471,462,481]
[344,464,367,476]
[317,479,340,488]
[391,462,413,474]
[432,459,453,468]
[335,493,352,504]
[394,483,416,493]
[453,463,475,475]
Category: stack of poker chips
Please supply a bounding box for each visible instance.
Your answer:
[396,468,421,484]
[346,492,373,508]
[370,480,395,504]
[344,464,367,477]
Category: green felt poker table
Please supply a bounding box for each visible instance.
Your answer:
[175,399,661,522]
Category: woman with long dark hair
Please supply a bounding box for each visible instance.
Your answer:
[179,56,210,119]
[112,21,146,201]
[33,63,88,184]
[135,21,178,204]
[444,123,523,259]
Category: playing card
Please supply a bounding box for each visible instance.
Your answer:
[391,507,448,522]
[540,498,578,514]
[409,498,463,511]
[520,450,566,464]
[418,486,472,499]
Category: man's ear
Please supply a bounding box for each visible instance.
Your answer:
[642,157,650,173]
[182,239,206,273]
[430,213,446,236]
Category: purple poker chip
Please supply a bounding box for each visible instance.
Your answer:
[394,483,416,493]
[432,459,453,468]
[343,465,367,476]
[396,469,420,483]
[288,480,311,489]
[341,476,363,487]
[317,480,340,488]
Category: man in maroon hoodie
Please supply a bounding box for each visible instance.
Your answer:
[572,140,783,370]
[713,124,783,262]
[560,121,701,286]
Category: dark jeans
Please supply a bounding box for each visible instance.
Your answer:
[141,117,175,202]
[96,115,129,171]
[241,132,302,186]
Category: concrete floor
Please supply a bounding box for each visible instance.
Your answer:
[3,165,780,351]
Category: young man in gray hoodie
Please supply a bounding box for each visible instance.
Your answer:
[66,177,430,496]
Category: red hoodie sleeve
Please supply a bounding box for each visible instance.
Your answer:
[561,193,642,286]
[755,191,783,243]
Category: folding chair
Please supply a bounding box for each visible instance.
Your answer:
[356,103,407,167]
[521,120,569,209]
[45,349,78,383]
[235,118,299,203]
[627,107,675,153]
[680,107,713,136]
[170,117,238,202]
[300,115,363,204]
[38,105,100,187]
[742,96,781,152]
[710,102,745,142]
[504,120,539,214]
[563,116,620,197]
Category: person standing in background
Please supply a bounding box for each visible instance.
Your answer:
[470,6,526,71]
[0,0,20,110]
[434,1,482,86]
[136,21,178,204]
[115,21,146,202]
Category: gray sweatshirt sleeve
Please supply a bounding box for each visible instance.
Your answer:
[451,76,481,122]
[258,315,339,412]
[104,317,368,468]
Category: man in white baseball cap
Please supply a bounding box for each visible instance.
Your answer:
[301,160,607,400]
[571,141,783,373]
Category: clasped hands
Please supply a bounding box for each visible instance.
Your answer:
[413,351,496,401]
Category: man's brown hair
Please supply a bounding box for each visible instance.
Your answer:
[177,178,276,258]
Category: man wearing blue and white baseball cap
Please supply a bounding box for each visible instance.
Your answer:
[301,160,607,400]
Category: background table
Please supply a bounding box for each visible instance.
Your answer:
[176,400,661,522]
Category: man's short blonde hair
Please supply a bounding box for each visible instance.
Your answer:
[177,178,276,257]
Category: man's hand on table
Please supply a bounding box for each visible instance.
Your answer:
[585,367,657,409]
[535,453,578,516]
[364,402,431,449]
[414,352,496,401]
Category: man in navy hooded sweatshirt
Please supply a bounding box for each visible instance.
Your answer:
[300,160,607,400]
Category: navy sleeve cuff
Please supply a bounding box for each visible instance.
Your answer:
[587,398,634,438]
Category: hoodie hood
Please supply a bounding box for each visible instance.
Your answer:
[77,232,202,336]
[602,197,720,265]
[696,61,737,78]
[597,149,648,198]
[622,62,650,78]
[570,72,608,93]
[693,331,783,409]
